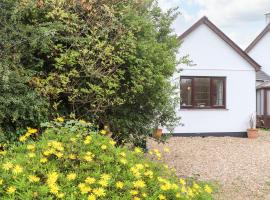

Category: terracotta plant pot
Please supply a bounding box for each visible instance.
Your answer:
[153,128,163,139]
[247,129,259,139]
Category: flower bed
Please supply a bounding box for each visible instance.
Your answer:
[0,120,214,199]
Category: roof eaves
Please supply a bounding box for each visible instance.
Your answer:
[178,16,262,71]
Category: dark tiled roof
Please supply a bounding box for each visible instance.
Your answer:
[256,70,270,81]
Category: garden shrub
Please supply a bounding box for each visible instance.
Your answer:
[0,120,213,199]
[0,0,183,144]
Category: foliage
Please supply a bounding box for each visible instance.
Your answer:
[0,0,49,141]
[0,120,213,199]
[0,0,183,144]
[0,63,48,143]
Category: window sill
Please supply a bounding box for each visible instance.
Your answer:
[180,108,228,111]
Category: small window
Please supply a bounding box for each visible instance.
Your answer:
[256,90,264,116]
[180,76,226,109]
[180,78,192,107]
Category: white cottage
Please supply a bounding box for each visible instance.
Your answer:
[246,13,270,128]
[172,17,261,137]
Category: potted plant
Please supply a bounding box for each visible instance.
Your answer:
[152,128,163,139]
[247,114,259,139]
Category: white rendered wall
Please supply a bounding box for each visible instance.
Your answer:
[248,31,270,75]
[171,24,256,134]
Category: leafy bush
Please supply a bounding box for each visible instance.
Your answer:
[0,66,49,143]
[0,0,183,144]
[0,120,213,199]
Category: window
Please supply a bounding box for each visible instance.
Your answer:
[256,90,264,116]
[180,76,226,109]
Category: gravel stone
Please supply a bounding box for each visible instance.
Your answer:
[147,131,270,200]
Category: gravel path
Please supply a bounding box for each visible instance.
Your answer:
[147,131,270,200]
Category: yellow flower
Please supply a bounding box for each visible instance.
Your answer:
[55,117,64,122]
[84,155,93,162]
[88,194,96,200]
[100,174,111,181]
[55,152,63,158]
[181,186,187,193]
[50,184,59,194]
[98,179,108,187]
[7,186,16,194]
[188,189,194,197]
[85,177,96,184]
[93,188,106,197]
[142,193,147,197]
[68,154,76,160]
[130,190,139,195]
[0,178,3,185]
[133,180,146,188]
[120,158,127,165]
[12,165,23,174]
[3,161,13,170]
[84,136,92,144]
[100,130,106,135]
[101,145,107,150]
[109,140,116,146]
[116,181,124,189]
[134,197,141,200]
[47,172,59,186]
[144,170,153,179]
[204,185,213,194]
[57,192,65,198]
[134,147,143,154]
[159,194,166,200]
[19,135,27,142]
[27,144,36,151]
[179,178,186,185]
[0,150,7,156]
[27,127,38,134]
[29,175,40,183]
[78,183,91,194]
[67,173,76,181]
[40,157,48,163]
[193,183,200,190]
[28,152,36,158]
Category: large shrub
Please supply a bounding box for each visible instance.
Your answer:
[0,0,183,144]
[0,120,213,199]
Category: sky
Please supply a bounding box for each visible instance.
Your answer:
[158,0,270,49]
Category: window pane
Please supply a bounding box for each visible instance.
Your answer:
[180,79,192,106]
[256,90,264,115]
[267,91,270,115]
[212,79,224,106]
[194,78,210,107]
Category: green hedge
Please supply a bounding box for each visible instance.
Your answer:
[0,120,214,199]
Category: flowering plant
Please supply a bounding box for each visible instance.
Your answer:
[0,120,214,199]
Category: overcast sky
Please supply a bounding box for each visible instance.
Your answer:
[158,0,270,49]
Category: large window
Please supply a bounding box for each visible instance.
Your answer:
[180,76,226,109]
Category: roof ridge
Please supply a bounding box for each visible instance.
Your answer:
[245,23,270,53]
[178,16,261,71]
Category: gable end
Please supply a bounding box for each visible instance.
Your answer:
[179,16,261,71]
[245,23,270,53]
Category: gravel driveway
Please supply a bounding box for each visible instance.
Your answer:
[147,131,270,200]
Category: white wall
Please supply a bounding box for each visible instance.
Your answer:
[171,24,256,134]
[249,31,270,75]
